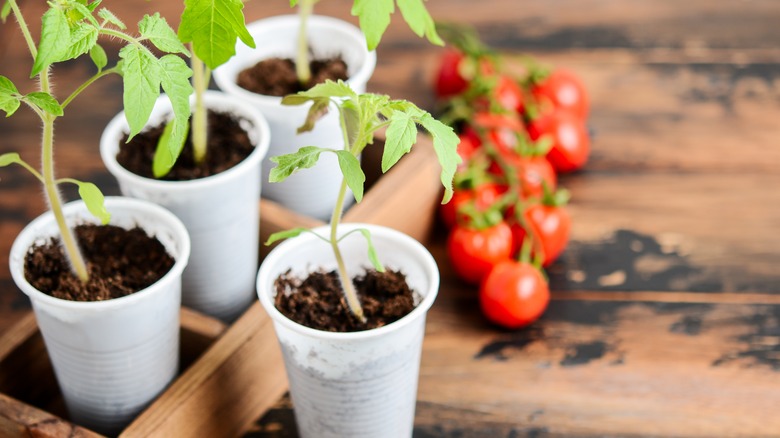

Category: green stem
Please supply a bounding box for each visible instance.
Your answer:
[61,67,118,110]
[296,0,315,86]
[42,115,89,282]
[10,0,88,281]
[327,100,367,322]
[8,0,36,58]
[191,52,208,164]
[329,177,365,322]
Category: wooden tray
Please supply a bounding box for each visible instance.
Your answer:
[0,134,443,437]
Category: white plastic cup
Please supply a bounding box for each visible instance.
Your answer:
[257,224,439,438]
[9,197,191,436]
[100,90,270,322]
[213,15,377,220]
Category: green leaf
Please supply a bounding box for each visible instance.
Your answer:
[86,0,102,13]
[31,7,70,77]
[119,44,161,139]
[419,113,461,203]
[269,146,328,183]
[75,181,110,224]
[265,227,310,246]
[139,13,189,55]
[351,0,394,51]
[89,43,107,71]
[152,55,193,176]
[0,75,20,117]
[24,92,63,116]
[178,0,255,70]
[0,152,21,167]
[357,228,384,272]
[335,150,365,203]
[396,0,443,45]
[1,1,11,22]
[68,1,99,27]
[63,21,98,60]
[287,80,358,102]
[158,55,194,122]
[381,111,417,172]
[281,81,358,133]
[289,0,298,6]
[98,8,125,29]
[152,118,187,177]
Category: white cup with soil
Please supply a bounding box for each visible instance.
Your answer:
[256,223,439,438]
[9,197,190,436]
[100,90,270,322]
[213,15,377,220]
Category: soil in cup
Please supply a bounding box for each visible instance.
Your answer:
[117,110,254,180]
[24,224,174,301]
[274,269,419,332]
[237,57,348,97]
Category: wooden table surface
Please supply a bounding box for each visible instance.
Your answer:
[2,1,780,437]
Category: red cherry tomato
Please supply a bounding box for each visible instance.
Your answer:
[456,133,480,166]
[440,183,505,229]
[447,222,513,284]
[435,49,469,98]
[490,154,557,199]
[480,260,550,329]
[511,204,571,266]
[528,111,590,173]
[532,68,589,119]
[495,75,524,113]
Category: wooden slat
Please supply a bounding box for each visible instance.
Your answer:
[121,302,287,438]
[0,393,101,438]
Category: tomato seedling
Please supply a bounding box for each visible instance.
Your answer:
[0,0,192,282]
[291,0,443,85]
[151,0,255,177]
[265,80,460,321]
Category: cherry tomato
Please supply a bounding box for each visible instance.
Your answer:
[440,182,505,229]
[494,75,524,113]
[490,154,557,199]
[528,111,590,173]
[480,260,550,329]
[435,49,469,98]
[532,68,589,119]
[447,222,513,284]
[456,133,480,166]
[511,203,571,266]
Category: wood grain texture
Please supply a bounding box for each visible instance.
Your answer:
[121,303,287,438]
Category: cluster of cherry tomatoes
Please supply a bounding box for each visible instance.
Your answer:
[433,26,590,329]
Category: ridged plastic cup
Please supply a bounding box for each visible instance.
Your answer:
[100,90,270,322]
[257,224,439,438]
[213,15,377,220]
[9,197,191,436]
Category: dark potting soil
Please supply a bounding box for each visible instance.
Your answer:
[24,224,174,302]
[274,269,420,332]
[117,110,254,181]
[236,57,349,97]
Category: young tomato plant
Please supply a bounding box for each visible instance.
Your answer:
[0,0,192,282]
[290,0,443,85]
[151,0,255,177]
[265,80,460,322]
